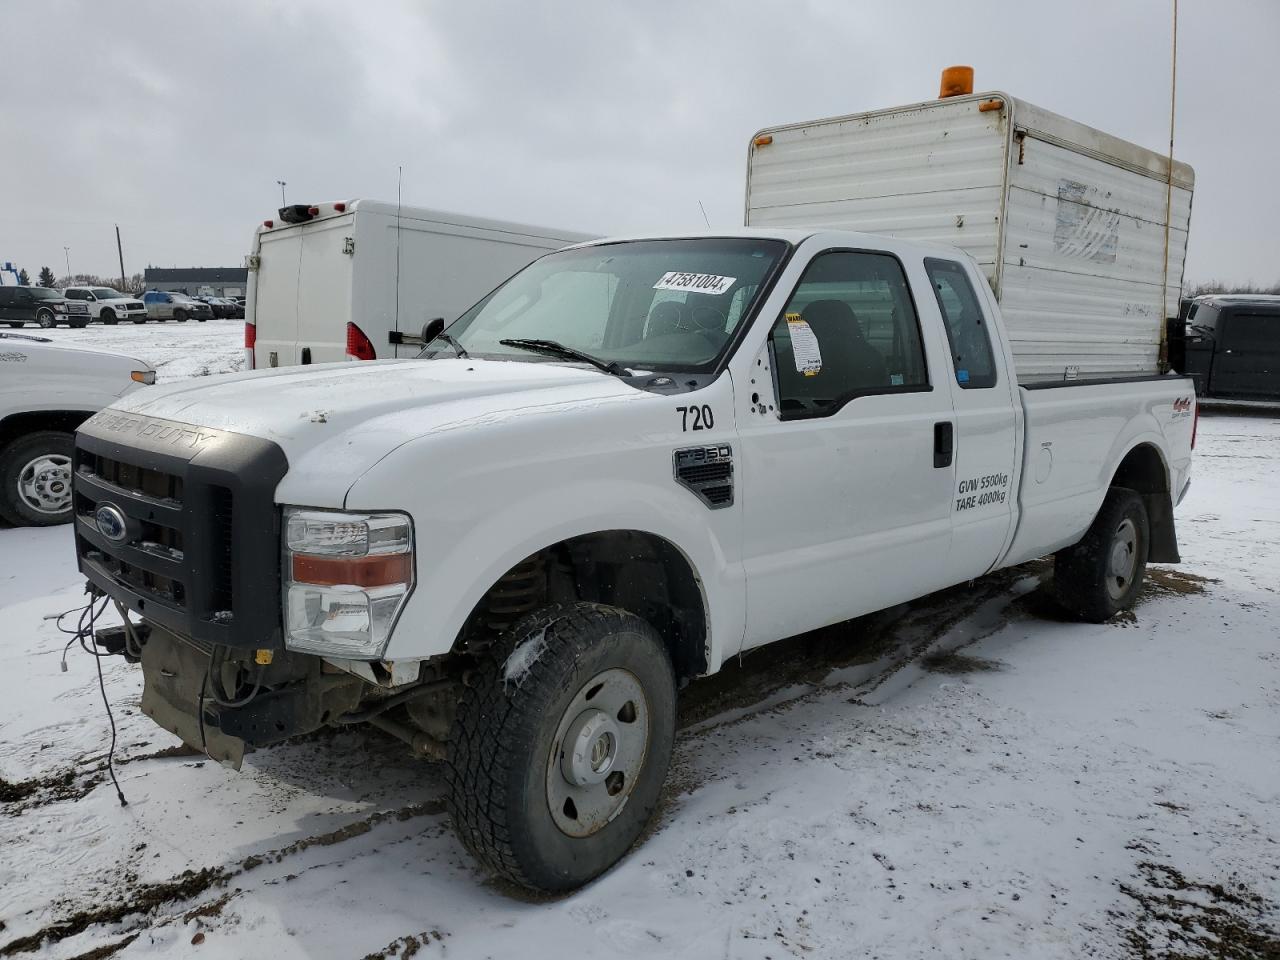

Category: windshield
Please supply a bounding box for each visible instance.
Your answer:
[430,238,788,372]
[91,288,122,299]
[29,288,59,300]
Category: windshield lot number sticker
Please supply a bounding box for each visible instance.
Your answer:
[955,472,1009,511]
[654,272,736,295]
[677,405,714,432]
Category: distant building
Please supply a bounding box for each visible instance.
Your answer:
[145,267,248,298]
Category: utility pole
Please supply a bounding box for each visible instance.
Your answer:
[277,180,287,207]
[63,247,71,283]
[115,225,127,292]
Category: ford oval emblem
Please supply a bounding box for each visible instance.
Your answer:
[94,503,128,543]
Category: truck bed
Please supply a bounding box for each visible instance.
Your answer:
[1000,375,1196,569]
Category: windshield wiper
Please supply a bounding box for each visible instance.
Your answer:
[431,331,468,358]
[498,338,629,377]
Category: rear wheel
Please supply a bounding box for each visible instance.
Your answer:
[0,431,77,526]
[70,317,88,329]
[35,309,56,329]
[6,322,23,329]
[100,309,118,325]
[1053,486,1149,622]
[446,602,676,892]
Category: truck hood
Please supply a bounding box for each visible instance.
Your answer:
[110,358,641,503]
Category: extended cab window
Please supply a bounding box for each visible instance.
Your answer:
[925,258,997,389]
[770,250,928,418]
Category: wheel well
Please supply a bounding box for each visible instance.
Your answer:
[1111,443,1179,563]
[0,411,91,451]
[459,530,709,682]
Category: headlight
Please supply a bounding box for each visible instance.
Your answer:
[54,303,67,312]
[283,508,414,659]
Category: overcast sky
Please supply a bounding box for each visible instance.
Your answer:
[2,0,1276,286]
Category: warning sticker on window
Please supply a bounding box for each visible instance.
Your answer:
[653,272,736,295]
[785,313,822,376]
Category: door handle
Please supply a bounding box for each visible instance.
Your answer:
[933,421,953,468]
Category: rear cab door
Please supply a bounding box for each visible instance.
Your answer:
[252,225,306,367]
[921,255,1020,579]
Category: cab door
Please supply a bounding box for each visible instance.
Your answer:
[1212,310,1280,399]
[736,247,958,649]
[922,257,1019,580]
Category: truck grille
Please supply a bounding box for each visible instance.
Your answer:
[73,412,288,649]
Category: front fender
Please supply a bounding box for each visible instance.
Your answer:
[343,378,745,671]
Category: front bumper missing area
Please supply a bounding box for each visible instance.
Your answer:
[138,623,363,769]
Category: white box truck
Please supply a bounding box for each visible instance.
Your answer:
[745,86,1194,383]
[245,200,595,368]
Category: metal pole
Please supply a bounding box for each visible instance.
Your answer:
[1159,0,1178,372]
[277,180,287,207]
[115,225,127,292]
[63,247,71,282]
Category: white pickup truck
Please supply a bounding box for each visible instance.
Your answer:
[0,333,153,526]
[74,229,1195,891]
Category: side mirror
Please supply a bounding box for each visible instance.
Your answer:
[421,317,445,343]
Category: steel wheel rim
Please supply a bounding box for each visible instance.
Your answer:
[17,453,73,515]
[546,667,650,838]
[1107,517,1139,601]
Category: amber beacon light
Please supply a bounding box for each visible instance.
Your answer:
[939,65,974,98]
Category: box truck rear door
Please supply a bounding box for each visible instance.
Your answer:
[253,228,303,367]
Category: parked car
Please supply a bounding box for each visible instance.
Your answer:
[76,226,1196,892]
[63,286,148,324]
[141,290,213,322]
[0,287,91,328]
[0,332,152,525]
[246,200,593,368]
[194,296,242,319]
[1168,295,1280,404]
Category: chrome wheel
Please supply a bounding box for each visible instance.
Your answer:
[1106,517,1139,601]
[546,667,649,838]
[17,452,74,516]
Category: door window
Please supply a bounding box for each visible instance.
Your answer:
[1224,313,1278,352]
[769,251,929,418]
[924,258,997,389]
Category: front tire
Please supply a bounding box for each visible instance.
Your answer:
[35,309,56,329]
[0,431,77,526]
[446,602,676,892]
[101,309,118,325]
[173,309,188,323]
[1053,487,1149,622]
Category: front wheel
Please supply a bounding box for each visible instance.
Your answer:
[173,309,187,323]
[1053,486,1149,622]
[35,309,56,329]
[0,431,77,526]
[446,602,676,892]
[100,309,118,325]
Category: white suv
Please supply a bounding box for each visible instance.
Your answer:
[62,286,148,325]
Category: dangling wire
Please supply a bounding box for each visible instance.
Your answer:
[58,589,127,806]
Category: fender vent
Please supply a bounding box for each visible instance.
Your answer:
[674,444,734,509]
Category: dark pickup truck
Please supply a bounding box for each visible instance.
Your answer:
[1169,295,1280,403]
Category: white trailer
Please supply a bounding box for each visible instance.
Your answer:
[745,91,1194,383]
[246,200,595,368]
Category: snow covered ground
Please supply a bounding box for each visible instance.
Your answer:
[0,324,1276,959]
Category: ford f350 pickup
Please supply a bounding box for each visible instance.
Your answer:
[74,228,1195,891]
